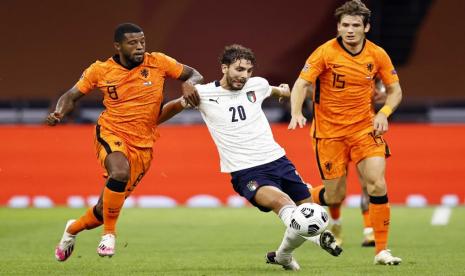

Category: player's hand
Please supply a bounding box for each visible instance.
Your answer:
[278,83,290,103]
[288,114,307,130]
[46,112,63,126]
[373,112,388,136]
[182,82,200,107]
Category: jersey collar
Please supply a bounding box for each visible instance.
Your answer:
[112,54,143,70]
[337,36,366,57]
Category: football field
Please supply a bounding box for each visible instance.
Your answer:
[1,207,464,275]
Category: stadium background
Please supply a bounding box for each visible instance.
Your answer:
[1,0,464,207]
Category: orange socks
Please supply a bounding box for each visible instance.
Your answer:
[67,207,103,235]
[329,204,341,220]
[362,210,372,228]
[310,185,326,206]
[102,186,126,235]
[369,194,390,253]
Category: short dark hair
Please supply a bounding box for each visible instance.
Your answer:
[219,44,256,66]
[334,0,371,26]
[114,23,143,42]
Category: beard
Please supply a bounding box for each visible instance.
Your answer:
[226,74,246,90]
[122,52,143,69]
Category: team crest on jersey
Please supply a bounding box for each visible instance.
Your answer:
[246,91,256,103]
[246,180,259,191]
[367,63,374,72]
[140,68,149,78]
[324,161,332,173]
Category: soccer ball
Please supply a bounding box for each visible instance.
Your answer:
[289,203,329,237]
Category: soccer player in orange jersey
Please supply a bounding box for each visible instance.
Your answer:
[325,79,387,247]
[288,0,403,265]
[48,23,203,261]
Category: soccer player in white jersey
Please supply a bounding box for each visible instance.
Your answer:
[158,44,342,271]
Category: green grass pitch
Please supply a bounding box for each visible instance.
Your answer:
[1,207,464,275]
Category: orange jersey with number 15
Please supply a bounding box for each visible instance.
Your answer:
[76,52,183,148]
[299,37,399,138]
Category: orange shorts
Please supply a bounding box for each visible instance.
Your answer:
[95,125,153,197]
[312,131,390,180]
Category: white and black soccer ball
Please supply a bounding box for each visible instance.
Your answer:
[289,203,329,237]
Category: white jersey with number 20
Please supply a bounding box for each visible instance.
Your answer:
[196,77,285,173]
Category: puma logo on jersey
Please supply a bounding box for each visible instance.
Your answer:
[209,97,219,104]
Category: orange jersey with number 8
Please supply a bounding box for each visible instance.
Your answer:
[76,52,183,148]
[299,37,399,138]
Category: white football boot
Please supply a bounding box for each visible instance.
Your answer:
[97,233,116,257]
[265,251,300,271]
[55,219,77,262]
[374,249,402,265]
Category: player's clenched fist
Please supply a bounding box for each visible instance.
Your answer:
[46,112,62,126]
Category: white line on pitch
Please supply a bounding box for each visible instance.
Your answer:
[431,206,452,226]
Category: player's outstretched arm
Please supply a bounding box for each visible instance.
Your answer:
[373,81,402,136]
[271,84,290,103]
[157,97,188,125]
[288,78,312,130]
[46,85,85,126]
[178,65,204,107]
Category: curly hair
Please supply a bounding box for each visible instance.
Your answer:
[219,44,256,66]
[114,23,143,42]
[334,0,371,26]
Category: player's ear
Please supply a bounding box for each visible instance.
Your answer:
[221,64,228,74]
[113,42,121,52]
[364,23,371,33]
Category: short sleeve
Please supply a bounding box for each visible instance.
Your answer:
[156,53,184,79]
[250,77,271,100]
[376,48,399,86]
[75,62,100,94]
[262,78,272,98]
[299,45,326,84]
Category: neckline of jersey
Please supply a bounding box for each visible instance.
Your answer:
[336,36,366,57]
[112,54,144,70]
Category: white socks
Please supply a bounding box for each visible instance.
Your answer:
[278,205,295,226]
[276,205,306,260]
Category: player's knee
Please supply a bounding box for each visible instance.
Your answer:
[266,194,294,212]
[366,179,387,196]
[108,169,130,183]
